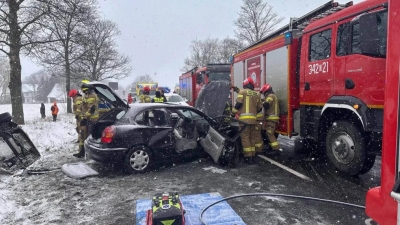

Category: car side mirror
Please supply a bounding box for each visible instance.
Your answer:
[359,11,384,56]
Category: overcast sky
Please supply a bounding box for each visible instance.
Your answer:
[20,0,364,90]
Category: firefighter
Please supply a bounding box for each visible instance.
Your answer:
[231,78,262,163]
[255,93,265,154]
[74,80,99,158]
[152,90,166,103]
[69,89,83,143]
[139,86,151,103]
[260,84,280,151]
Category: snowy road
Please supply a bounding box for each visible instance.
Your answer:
[0,104,380,225]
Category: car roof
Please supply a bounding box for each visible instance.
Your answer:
[165,93,180,96]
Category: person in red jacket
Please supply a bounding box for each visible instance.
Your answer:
[127,93,133,104]
[51,101,59,122]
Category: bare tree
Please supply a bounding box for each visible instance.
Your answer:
[182,38,220,72]
[133,74,154,84]
[234,0,284,45]
[33,0,97,113]
[129,74,154,94]
[23,69,49,101]
[218,37,244,63]
[76,19,131,81]
[182,37,243,71]
[0,0,51,124]
[0,56,10,102]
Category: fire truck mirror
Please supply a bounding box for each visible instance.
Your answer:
[359,11,386,57]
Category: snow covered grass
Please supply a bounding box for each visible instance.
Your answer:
[0,103,68,123]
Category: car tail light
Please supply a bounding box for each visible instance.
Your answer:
[101,126,116,143]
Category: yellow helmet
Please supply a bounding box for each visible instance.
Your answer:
[81,80,90,91]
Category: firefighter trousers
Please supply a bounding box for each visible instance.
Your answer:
[254,122,264,153]
[78,120,94,153]
[76,118,81,143]
[266,121,280,150]
[239,124,258,157]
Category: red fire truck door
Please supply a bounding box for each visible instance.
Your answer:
[302,28,335,104]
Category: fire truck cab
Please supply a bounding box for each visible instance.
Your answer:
[179,64,230,106]
[231,0,387,176]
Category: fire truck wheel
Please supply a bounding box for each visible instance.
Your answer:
[359,153,376,174]
[326,120,366,176]
[124,147,153,174]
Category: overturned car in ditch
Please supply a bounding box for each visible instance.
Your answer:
[0,112,41,174]
[83,81,246,174]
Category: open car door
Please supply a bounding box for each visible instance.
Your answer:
[0,113,41,173]
[173,107,246,166]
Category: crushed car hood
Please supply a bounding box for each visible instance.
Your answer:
[195,80,231,118]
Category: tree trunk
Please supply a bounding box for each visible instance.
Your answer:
[8,0,24,124]
[91,70,95,81]
[65,58,72,113]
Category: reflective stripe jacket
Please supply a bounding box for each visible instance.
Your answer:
[82,92,99,121]
[139,94,151,103]
[152,97,166,103]
[265,93,279,123]
[73,95,83,117]
[233,88,262,125]
[257,95,265,121]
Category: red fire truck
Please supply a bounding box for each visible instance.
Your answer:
[231,0,387,176]
[366,0,399,224]
[179,64,231,106]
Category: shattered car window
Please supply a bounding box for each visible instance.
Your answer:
[178,109,202,119]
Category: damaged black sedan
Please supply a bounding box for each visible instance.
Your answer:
[84,82,245,174]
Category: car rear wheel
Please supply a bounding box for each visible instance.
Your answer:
[124,147,153,174]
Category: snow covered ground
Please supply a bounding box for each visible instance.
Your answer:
[0,103,379,225]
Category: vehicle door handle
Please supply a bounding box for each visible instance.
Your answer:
[345,78,355,89]
[305,82,310,91]
[391,176,400,202]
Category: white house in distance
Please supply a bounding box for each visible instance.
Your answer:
[22,84,34,103]
[47,83,65,103]
[1,84,35,104]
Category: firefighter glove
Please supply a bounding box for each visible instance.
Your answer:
[80,118,88,126]
[90,105,95,114]
[232,86,240,93]
[263,102,270,110]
